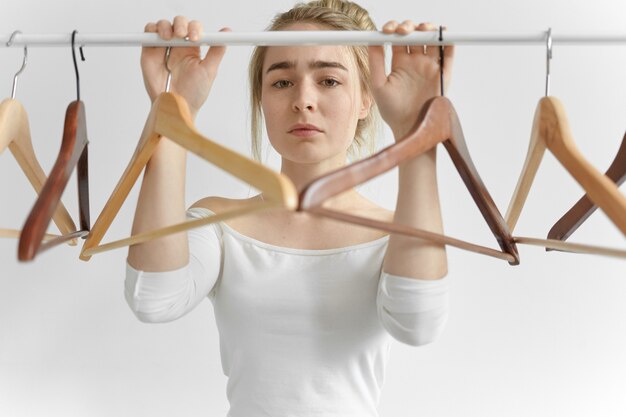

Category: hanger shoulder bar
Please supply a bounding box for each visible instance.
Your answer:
[543,97,626,236]
[0,98,77,237]
[300,97,449,209]
[547,131,626,241]
[80,107,162,261]
[443,101,519,264]
[81,92,297,260]
[155,93,297,207]
[505,100,549,232]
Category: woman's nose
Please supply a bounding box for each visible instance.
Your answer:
[292,85,316,112]
[293,102,314,112]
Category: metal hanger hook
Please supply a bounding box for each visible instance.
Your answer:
[438,25,445,97]
[71,30,86,101]
[7,30,28,99]
[545,28,552,97]
[164,46,173,92]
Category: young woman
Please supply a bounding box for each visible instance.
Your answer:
[125,0,454,415]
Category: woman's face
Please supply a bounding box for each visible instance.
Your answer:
[260,23,371,165]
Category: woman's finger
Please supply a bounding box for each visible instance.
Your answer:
[382,20,413,58]
[156,19,173,40]
[188,20,203,42]
[172,15,189,39]
[416,22,436,31]
[397,20,415,35]
[382,20,399,34]
[367,44,387,91]
[144,22,157,33]
[201,27,230,74]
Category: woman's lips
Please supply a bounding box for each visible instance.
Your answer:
[288,123,322,137]
[289,128,322,137]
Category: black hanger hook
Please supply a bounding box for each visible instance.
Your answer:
[71,30,86,101]
[438,25,444,97]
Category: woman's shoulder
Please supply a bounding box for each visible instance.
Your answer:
[351,195,395,223]
[190,195,394,220]
[190,195,256,214]
[188,194,394,249]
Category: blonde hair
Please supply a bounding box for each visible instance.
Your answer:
[248,0,380,162]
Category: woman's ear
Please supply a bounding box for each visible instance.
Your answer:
[358,92,373,120]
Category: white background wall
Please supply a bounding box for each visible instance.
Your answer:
[1,0,625,416]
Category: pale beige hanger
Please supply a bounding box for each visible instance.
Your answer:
[0,99,77,243]
[0,228,59,242]
[79,91,298,260]
[505,96,626,259]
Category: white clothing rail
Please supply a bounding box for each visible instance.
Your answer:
[2,31,626,47]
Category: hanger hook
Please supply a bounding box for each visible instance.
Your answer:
[7,30,28,99]
[438,25,445,97]
[545,28,552,97]
[164,46,173,92]
[71,30,86,101]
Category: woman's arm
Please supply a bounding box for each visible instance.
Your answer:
[383,149,447,279]
[125,208,223,323]
[369,20,454,280]
[127,17,228,272]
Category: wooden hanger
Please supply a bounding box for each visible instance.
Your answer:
[299,95,520,265]
[505,97,626,259]
[79,90,298,260]
[298,26,519,265]
[300,28,518,265]
[0,32,77,246]
[546,131,626,242]
[80,45,298,260]
[18,32,91,261]
[0,98,78,243]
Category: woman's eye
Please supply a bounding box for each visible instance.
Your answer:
[321,78,340,87]
[272,80,292,89]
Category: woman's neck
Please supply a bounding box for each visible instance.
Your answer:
[279,154,361,210]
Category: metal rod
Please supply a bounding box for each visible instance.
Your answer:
[1,31,626,47]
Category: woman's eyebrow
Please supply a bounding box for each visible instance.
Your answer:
[265,60,348,74]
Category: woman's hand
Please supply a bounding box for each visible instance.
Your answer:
[368,21,454,140]
[141,16,230,117]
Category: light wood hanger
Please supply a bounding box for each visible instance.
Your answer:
[546,131,626,243]
[80,45,298,260]
[0,33,77,245]
[79,93,297,260]
[0,99,77,242]
[506,28,626,260]
[18,32,90,261]
[505,97,626,259]
[299,95,519,265]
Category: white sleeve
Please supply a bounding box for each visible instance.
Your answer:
[124,207,223,323]
[377,272,450,347]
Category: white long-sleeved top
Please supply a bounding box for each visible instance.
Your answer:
[125,207,449,417]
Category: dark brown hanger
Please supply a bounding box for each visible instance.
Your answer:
[18,31,90,261]
[546,131,626,243]
[299,95,519,265]
[300,30,518,265]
